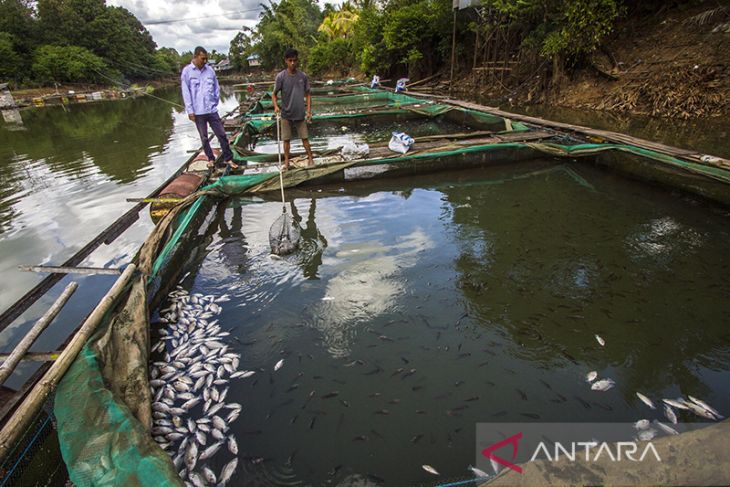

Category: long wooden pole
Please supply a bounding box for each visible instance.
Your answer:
[0,264,136,463]
[0,282,78,385]
[449,8,457,97]
[0,352,61,362]
[18,266,122,276]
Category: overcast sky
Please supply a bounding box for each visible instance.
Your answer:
[108,0,263,54]
[108,0,338,55]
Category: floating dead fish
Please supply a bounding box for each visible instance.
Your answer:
[633,419,650,430]
[591,379,615,391]
[688,395,723,419]
[219,458,238,485]
[654,420,679,436]
[422,465,439,475]
[274,359,285,371]
[662,398,690,410]
[468,465,489,478]
[586,371,598,383]
[636,392,655,409]
[663,404,678,424]
[637,429,657,441]
[595,334,605,346]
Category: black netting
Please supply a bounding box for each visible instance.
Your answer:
[269,209,301,255]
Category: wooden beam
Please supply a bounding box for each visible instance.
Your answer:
[0,352,61,362]
[18,265,123,276]
[0,282,77,384]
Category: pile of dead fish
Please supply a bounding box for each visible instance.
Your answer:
[585,334,723,441]
[149,286,252,486]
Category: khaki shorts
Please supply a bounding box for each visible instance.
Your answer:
[280,119,308,141]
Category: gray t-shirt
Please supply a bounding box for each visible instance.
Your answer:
[274,69,310,121]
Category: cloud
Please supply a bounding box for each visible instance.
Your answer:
[109,0,263,53]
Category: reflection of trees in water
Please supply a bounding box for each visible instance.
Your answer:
[291,199,327,279]
[0,95,175,183]
[442,176,730,405]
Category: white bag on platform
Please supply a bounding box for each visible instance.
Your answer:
[388,132,414,154]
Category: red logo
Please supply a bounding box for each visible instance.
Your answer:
[481,432,524,474]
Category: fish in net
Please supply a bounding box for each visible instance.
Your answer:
[269,209,301,255]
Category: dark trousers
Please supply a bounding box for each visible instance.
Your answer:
[194,112,233,163]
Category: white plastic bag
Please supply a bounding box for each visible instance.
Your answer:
[341,142,370,161]
[388,132,414,154]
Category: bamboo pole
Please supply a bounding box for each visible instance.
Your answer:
[0,282,77,385]
[0,352,61,362]
[18,266,122,276]
[0,264,136,463]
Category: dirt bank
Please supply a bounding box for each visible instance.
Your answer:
[456,4,730,119]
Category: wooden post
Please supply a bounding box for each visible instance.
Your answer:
[0,282,77,385]
[449,8,457,97]
[0,264,136,463]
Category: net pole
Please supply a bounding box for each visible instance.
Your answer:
[277,115,286,208]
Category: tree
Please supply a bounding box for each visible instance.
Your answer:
[32,44,115,84]
[229,28,255,70]
[87,6,158,79]
[254,0,323,69]
[0,33,23,82]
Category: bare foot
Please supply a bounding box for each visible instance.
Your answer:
[227,161,239,170]
[307,158,315,167]
[207,160,215,169]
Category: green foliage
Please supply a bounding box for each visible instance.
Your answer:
[255,0,323,69]
[3,0,163,84]
[351,6,388,74]
[541,0,623,58]
[229,29,254,70]
[32,44,116,84]
[309,38,354,75]
[85,6,158,79]
[0,32,23,82]
[154,48,184,74]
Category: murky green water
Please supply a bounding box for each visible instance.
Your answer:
[2,85,730,486]
[169,161,730,486]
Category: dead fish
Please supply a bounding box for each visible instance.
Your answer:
[352,435,368,442]
[591,378,615,391]
[199,441,223,461]
[185,441,198,471]
[688,395,723,419]
[636,392,655,409]
[638,429,657,441]
[586,371,598,383]
[633,419,650,430]
[274,359,284,371]
[309,417,316,429]
[654,420,679,436]
[202,466,217,484]
[410,434,423,443]
[595,334,605,346]
[468,465,490,478]
[422,465,440,475]
[340,399,350,408]
[322,391,340,399]
[401,368,417,379]
[663,404,678,424]
[219,458,238,485]
[375,409,390,415]
[464,396,479,402]
[662,398,690,410]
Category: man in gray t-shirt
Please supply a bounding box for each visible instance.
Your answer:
[272,48,314,170]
